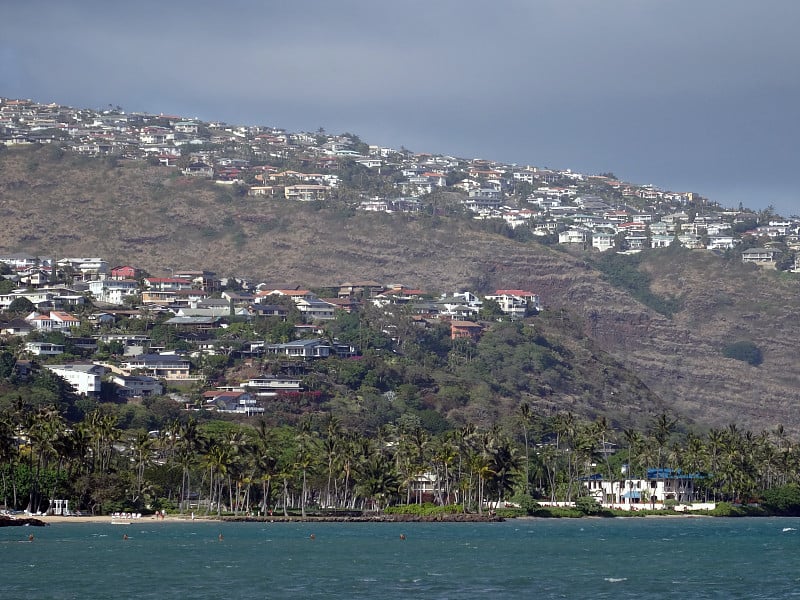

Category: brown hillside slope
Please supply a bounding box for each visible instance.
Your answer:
[1,146,799,432]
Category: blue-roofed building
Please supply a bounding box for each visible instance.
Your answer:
[583,467,705,507]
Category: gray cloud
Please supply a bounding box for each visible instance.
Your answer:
[3,0,799,214]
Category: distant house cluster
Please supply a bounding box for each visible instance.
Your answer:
[3,97,798,265]
[0,246,542,412]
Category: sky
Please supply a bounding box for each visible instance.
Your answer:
[3,0,800,216]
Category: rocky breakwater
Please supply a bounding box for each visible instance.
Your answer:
[222,513,504,523]
[0,514,48,527]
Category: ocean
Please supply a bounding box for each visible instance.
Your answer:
[2,517,799,599]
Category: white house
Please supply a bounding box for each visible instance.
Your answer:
[243,375,302,397]
[583,469,703,507]
[88,279,139,304]
[592,232,615,252]
[121,354,193,380]
[742,247,779,266]
[485,289,540,319]
[25,342,64,356]
[25,311,81,333]
[558,229,589,245]
[45,364,105,397]
[111,374,164,398]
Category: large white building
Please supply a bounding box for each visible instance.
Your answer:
[583,469,703,507]
[45,364,105,397]
[88,279,139,304]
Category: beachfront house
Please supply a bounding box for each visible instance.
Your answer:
[582,468,704,508]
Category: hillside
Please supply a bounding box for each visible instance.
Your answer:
[2,145,800,432]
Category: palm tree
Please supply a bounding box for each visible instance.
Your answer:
[0,416,19,509]
[203,442,231,516]
[518,402,532,495]
[355,453,399,512]
[622,428,644,505]
[649,413,677,470]
[321,415,341,509]
[130,430,154,506]
[486,434,521,506]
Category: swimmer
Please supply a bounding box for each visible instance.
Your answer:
[28,534,34,542]
[309,533,315,540]
[218,533,224,541]
[123,534,129,540]
[399,533,406,540]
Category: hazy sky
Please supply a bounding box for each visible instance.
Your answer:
[3,1,799,215]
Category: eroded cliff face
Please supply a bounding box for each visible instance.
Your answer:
[490,247,800,432]
[2,150,799,431]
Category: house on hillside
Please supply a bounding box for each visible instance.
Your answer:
[742,247,779,266]
[24,342,64,356]
[263,338,331,359]
[45,364,105,396]
[450,320,483,340]
[202,389,263,415]
[485,290,540,318]
[243,375,303,397]
[121,354,192,380]
[111,374,163,398]
[182,161,213,177]
[25,310,80,333]
[88,279,139,304]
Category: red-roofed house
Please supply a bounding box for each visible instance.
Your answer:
[25,310,81,333]
[110,265,143,280]
[450,320,483,340]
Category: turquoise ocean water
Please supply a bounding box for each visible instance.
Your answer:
[2,517,800,599]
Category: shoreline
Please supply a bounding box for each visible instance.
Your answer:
[16,510,793,525]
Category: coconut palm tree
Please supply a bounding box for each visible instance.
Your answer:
[355,452,399,512]
[129,430,154,506]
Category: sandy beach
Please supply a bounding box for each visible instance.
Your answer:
[34,514,208,524]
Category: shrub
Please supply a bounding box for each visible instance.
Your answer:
[384,503,461,516]
[575,496,602,515]
[760,484,800,516]
[722,341,763,366]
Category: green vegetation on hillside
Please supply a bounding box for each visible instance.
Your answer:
[722,341,763,366]
[591,250,684,317]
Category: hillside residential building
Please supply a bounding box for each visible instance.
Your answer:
[202,389,263,414]
[25,310,80,333]
[450,320,483,340]
[121,354,192,380]
[742,247,779,265]
[25,342,64,356]
[88,279,139,304]
[592,232,615,252]
[45,364,105,396]
[111,374,164,398]
[57,257,108,280]
[263,338,332,359]
[485,290,541,318]
[243,375,303,397]
[284,184,328,201]
[295,297,336,321]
